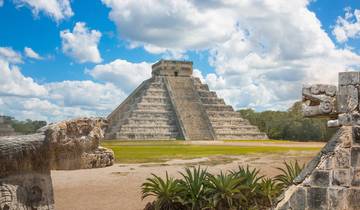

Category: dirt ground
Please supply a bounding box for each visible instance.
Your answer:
[52,142,323,210]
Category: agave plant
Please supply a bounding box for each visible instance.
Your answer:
[205,171,247,210]
[275,160,304,189]
[141,172,184,210]
[178,166,209,210]
[258,178,281,207]
[230,165,264,209]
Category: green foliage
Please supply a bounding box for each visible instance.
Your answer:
[178,167,208,210]
[141,163,301,210]
[2,115,47,134]
[206,172,246,209]
[141,172,184,210]
[275,160,304,189]
[238,101,337,141]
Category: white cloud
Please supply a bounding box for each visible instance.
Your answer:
[333,8,360,43]
[0,0,4,7]
[60,22,102,63]
[13,0,73,22]
[24,47,43,60]
[0,46,128,122]
[0,47,22,63]
[102,0,360,111]
[87,59,152,92]
[0,60,47,97]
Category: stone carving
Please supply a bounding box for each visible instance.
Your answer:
[106,60,268,140]
[275,72,360,210]
[0,117,114,210]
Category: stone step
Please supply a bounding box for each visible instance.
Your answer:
[135,103,173,111]
[194,84,209,91]
[212,125,259,131]
[200,97,225,105]
[216,133,268,140]
[123,118,177,125]
[143,90,168,97]
[119,125,179,133]
[214,129,262,135]
[148,82,165,89]
[130,110,176,118]
[197,90,217,98]
[138,96,170,104]
[115,132,180,140]
[207,111,243,118]
[203,104,234,112]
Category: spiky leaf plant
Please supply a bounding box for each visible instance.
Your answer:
[205,171,247,210]
[258,178,282,207]
[178,166,208,210]
[141,172,184,210]
[275,160,304,189]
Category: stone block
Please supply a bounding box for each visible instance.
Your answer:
[310,170,329,187]
[332,169,350,186]
[306,187,328,210]
[337,85,358,113]
[334,148,350,168]
[351,147,360,168]
[348,189,360,210]
[339,72,360,86]
[288,187,306,210]
[353,126,360,145]
[351,168,360,186]
[328,188,348,210]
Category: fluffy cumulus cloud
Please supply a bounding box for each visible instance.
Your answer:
[13,0,73,22]
[24,47,43,60]
[60,22,102,63]
[333,8,360,43]
[0,46,129,122]
[87,59,152,92]
[103,0,360,110]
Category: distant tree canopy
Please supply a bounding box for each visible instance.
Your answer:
[238,102,337,141]
[4,116,47,134]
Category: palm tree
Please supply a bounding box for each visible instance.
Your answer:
[275,160,304,189]
[205,171,247,210]
[141,172,184,210]
[178,166,208,210]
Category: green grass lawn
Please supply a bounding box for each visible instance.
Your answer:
[101,140,322,163]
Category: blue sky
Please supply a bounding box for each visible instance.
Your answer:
[0,0,360,122]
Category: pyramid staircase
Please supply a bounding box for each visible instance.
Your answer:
[105,60,267,140]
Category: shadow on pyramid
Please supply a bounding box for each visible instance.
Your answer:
[105,60,268,141]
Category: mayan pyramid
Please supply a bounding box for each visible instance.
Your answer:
[105,60,268,140]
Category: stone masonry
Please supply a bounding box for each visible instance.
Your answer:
[275,72,360,210]
[0,117,114,210]
[105,60,267,140]
[0,116,15,137]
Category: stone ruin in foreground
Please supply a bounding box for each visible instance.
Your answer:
[105,60,267,140]
[275,72,360,210]
[0,118,114,210]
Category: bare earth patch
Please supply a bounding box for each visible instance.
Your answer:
[52,145,320,210]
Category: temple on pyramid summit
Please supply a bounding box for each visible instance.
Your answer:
[105,60,268,140]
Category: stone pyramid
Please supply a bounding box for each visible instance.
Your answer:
[105,60,268,140]
[0,116,15,136]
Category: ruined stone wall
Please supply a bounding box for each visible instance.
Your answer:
[0,118,114,210]
[275,126,360,210]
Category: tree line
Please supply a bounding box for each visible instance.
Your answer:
[2,116,47,134]
[238,102,337,141]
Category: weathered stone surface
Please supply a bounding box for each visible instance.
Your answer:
[306,187,327,210]
[0,117,114,210]
[328,188,348,209]
[348,189,360,210]
[288,187,306,210]
[310,170,329,187]
[332,169,350,186]
[275,72,360,210]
